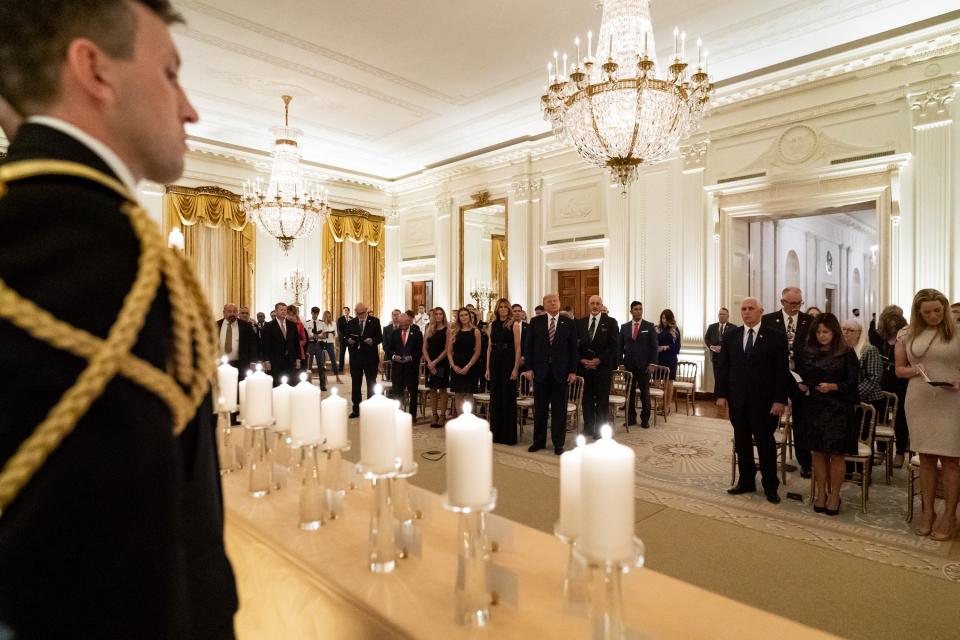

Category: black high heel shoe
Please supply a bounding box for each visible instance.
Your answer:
[813,504,827,514]
[825,498,841,516]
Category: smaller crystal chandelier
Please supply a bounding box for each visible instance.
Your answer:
[283,269,310,307]
[541,0,713,194]
[242,95,329,254]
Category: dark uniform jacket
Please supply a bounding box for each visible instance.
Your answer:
[0,123,237,638]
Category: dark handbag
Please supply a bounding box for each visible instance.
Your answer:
[429,365,447,385]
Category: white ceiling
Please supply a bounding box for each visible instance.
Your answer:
[173,0,958,180]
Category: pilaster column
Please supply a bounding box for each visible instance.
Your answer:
[382,205,401,319]
[434,192,453,310]
[508,173,533,308]
[680,141,708,343]
[909,85,955,294]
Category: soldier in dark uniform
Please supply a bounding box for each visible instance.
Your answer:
[0,2,237,638]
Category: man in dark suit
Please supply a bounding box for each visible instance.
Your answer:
[388,311,423,418]
[523,293,579,454]
[260,302,301,386]
[716,297,790,503]
[218,303,257,380]
[0,3,237,637]
[336,305,351,374]
[512,303,529,372]
[619,301,659,428]
[382,308,401,365]
[253,311,266,361]
[761,286,813,477]
[345,302,383,417]
[703,307,735,376]
[576,295,620,438]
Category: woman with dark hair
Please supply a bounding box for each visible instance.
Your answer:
[656,309,681,413]
[447,308,482,415]
[485,298,522,445]
[286,305,308,382]
[422,308,450,428]
[796,313,860,515]
[877,305,909,467]
[806,306,822,318]
[895,289,960,540]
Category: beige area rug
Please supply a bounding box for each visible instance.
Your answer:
[410,413,960,584]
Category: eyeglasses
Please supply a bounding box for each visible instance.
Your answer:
[840,328,860,334]
[781,299,803,307]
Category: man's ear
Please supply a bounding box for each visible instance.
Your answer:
[63,39,120,107]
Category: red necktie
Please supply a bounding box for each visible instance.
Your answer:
[402,329,407,347]
[632,321,639,340]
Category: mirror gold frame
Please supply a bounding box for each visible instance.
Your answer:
[458,195,508,307]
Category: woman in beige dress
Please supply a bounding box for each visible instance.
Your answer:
[895,289,960,540]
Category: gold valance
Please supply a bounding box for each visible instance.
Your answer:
[163,185,255,310]
[327,209,384,246]
[165,185,248,231]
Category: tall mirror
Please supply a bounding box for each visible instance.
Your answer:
[459,193,507,317]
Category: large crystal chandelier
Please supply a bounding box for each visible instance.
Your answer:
[242,95,329,254]
[541,0,713,194]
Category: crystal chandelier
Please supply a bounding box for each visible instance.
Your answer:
[540,0,713,194]
[242,95,329,254]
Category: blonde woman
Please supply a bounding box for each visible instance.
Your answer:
[447,307,482,415]
[895,289,960,540]
[485,298,522,444]
[423,308,450,427]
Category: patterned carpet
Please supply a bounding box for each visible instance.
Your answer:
[410,412,960,583]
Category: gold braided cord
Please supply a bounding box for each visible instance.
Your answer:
[0,161,216,515]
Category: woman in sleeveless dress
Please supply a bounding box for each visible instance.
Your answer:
[485,298,522,445]
[422,308,450,428]
[895,289,960,540]
[447,308,481,415]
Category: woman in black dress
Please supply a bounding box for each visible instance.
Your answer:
[422,308,450,428]
[447,308,481,415]
[796,313,860,516]
[485,298,522,445]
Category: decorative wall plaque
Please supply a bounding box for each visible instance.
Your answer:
[777,125,818,165]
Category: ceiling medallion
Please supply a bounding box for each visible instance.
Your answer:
[241,95,329,254]
[540,0,713,195]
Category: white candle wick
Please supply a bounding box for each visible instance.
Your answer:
[281,375,288,385]
[330,387,339,396]
[600,424,613,440]
[576,434,586,448]
[374,384,383,395]
[462,402,473,415]
[220,355,229,365]
[255,363,263,372]
[300,372,308,383]
[246,370,253,377]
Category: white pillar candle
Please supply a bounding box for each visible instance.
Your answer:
[359,385,398,473]
[291,372,322,445]
[238,375,249,422]
[444,402,492,508]
[216,356,238,411]
[272,377,293,432]
[580,425,635,561]
[394,403,414,472]
[322,387,349,449]
[558,435,586,538]
[245,364,273,426]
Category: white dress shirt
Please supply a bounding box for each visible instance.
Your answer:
[781,310,799,329]
[27,116,138,195]
[742,322,761,350]
[588,313,601,340]
[318,321,337,343]
[219,320,240,361]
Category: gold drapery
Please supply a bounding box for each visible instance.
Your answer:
[164,185,256,309]
[491,234,508,301]
[322,209,384,316]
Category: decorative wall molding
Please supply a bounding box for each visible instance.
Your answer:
[908,84,957,125]
[550,184,602,229]
[680,141,709,171]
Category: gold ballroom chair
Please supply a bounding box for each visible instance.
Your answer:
[673,361,698,416]
[609,366,634,432]
[730,408,794,488]
[872,391,899,485]
[646,365,670,425]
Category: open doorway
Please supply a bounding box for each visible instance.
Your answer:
[732,203,878,323]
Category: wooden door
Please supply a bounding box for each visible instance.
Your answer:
[558,268,600,318]
[411,281,426,310]
[824,287,835,314]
